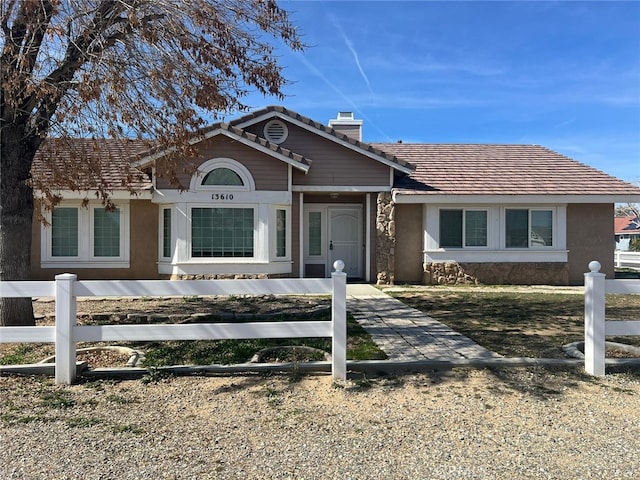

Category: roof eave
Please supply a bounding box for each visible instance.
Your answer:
[392,191,640,204]
[34,189,153,200]
[133,126,311,173]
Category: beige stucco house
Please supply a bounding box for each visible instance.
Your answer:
[31,106,640,285]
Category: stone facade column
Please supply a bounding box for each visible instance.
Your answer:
[376,192,395,285]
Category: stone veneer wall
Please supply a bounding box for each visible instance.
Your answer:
[169,273,270,280]
[423,262,570,286]
[376,192,395,285]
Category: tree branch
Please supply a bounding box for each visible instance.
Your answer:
[0,0,18,38]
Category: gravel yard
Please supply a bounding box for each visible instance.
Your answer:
[1,367,639,479]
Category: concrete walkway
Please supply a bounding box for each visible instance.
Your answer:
[346,284,502,361]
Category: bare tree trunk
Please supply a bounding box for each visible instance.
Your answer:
[0,124,38,326]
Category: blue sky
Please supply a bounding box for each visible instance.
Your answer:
[232,1,640,184]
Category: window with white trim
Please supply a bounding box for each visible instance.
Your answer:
[308,211,323,256]
[439,209,488,248]
[42,203,129,267]
[191,158,255,192]
[162,208,172,258]
[156,156,293,276]
[276,208,287,257]
[505,208,553,248]
[191,207,254,258]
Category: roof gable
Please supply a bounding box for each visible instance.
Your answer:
[229,106,414,174]
[135,122,311,173]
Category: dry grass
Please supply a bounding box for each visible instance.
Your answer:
[389,286,640,358]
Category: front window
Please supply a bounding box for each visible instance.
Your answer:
[93,208,120,257]
[155,156,293,276]
[440,209,488,248]
[51,207,78,257]
[506,209,553,248]
[191,207,254,258]
[43,203,129,267]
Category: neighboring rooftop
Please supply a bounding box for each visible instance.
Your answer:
[615,216,640,234]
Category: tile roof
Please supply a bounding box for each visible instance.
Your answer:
[615,216,640,234]
[229,105,414,172]
[32,138,153,191]
[372,143,640,196]
[30,110,640,200]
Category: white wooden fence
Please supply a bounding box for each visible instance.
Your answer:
[0,261,347,384]
[615,250,640,270]
[584,260,640,376]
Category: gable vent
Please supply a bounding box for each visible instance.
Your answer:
[264,119,288,144]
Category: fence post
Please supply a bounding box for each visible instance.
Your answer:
[584,261,606,376]
[331,260,347,380]
[55,273,77,385]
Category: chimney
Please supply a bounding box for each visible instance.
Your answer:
[328,111,363,142]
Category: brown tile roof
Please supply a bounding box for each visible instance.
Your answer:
[32,138,153,191]
[230,106,414,172]
[372,143,640,196]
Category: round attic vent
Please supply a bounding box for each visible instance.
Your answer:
[264,119,288,144]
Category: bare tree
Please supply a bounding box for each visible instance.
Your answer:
[616,204,640,219]
[0,0,302,325]
[615,181,640,219]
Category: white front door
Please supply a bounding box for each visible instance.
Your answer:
[303,205,364,279]
[328,208,363,279]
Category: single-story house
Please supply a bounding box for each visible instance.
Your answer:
[615,216,640,251]
[31,106,640,285]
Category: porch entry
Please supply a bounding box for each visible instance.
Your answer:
[304,205,363,279]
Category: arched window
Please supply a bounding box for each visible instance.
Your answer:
[190,158,255,191]
[202,168,244,186]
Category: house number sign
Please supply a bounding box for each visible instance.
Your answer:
[211,193,234,200]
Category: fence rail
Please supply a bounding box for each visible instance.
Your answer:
[0,262,347,384]
[584,260,640,376]
[615,250,640,270]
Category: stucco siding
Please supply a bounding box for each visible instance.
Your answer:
[155,136,288,191]
[567,203,615,284]
[395,204,424,282]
